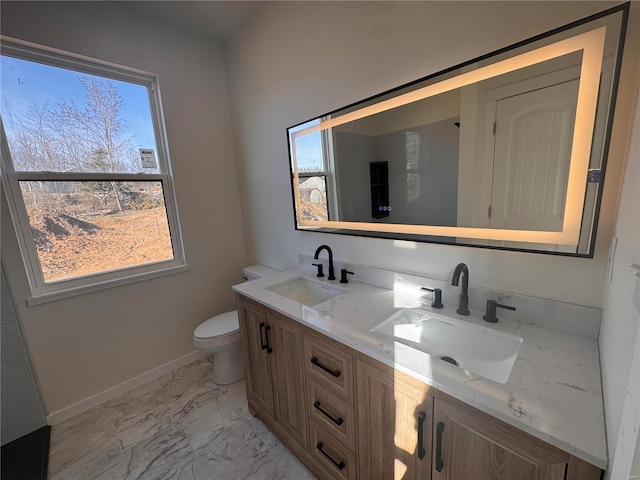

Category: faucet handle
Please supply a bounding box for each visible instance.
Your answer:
[340,269,354,284]
[420,287,443,309]
[483,299,516,323]
[312,263,324,278]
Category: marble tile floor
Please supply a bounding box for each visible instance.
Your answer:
[48,357,316,480]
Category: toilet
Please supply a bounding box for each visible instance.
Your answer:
[193,265,276,385]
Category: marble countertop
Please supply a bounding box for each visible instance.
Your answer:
[232,266,607,469]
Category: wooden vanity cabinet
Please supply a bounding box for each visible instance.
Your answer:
[237,295,308,450]
[237,294,602,480]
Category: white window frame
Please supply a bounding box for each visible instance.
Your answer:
[0,37,188,305]
[290,121,339,221]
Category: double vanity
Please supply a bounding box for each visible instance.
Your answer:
[232,251,606,480]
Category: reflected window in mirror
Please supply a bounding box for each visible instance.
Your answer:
[290,119,333,222]
[286,3,629,257]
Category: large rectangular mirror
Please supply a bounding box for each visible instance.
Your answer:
[287,4,628,256]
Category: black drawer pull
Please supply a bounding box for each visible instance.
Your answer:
[259,322,267,350]
[316,442,345,470]
[313,401,344,426]
[310,356,341,377]
[417,411,426,460]
[264,325,273,354]
[436,421,445,472]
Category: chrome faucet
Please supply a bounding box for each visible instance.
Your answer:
[451,263,470,315]
[314,245,336,280]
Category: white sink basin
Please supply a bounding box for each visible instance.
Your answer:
[371,309,523,383]
[265,276,346,307]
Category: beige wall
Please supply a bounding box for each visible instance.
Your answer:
[227,1,639,308]
[1,2,247,416]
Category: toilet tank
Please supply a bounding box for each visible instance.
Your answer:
[243,264,279,281]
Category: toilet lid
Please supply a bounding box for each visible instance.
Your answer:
[194,311,239,339]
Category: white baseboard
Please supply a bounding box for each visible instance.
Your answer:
[46,350,207,425]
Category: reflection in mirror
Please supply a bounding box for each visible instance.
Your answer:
[287,4,628,256]
[290,120,330,221]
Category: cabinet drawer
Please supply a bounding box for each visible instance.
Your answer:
[309,419,357,480]
[303,333,354,404]
[307,378,356,450]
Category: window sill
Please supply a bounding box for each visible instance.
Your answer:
[26,263,190,306]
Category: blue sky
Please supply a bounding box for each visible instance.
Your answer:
[1,55,157,150]
[290,119,324,171]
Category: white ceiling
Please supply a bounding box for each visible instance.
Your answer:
[122,1,262,43]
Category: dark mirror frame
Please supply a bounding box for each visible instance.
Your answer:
[286,3,629,258]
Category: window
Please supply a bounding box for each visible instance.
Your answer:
[289,119,334,221]
[0,38,187,304]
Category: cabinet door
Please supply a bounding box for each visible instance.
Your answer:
[238,299,274,417]
[432,398,566,480]
[268,311,308,449]
[357,360,433,480]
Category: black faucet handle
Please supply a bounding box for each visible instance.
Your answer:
[420,287,443,309]
[483,299,516,323]
[312,263,324,278]
[339,269,354,284]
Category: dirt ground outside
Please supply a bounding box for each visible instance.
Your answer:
[299,199,328,221]
[29,208,173,283]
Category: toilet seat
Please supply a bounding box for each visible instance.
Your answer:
[193,311,240,350]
